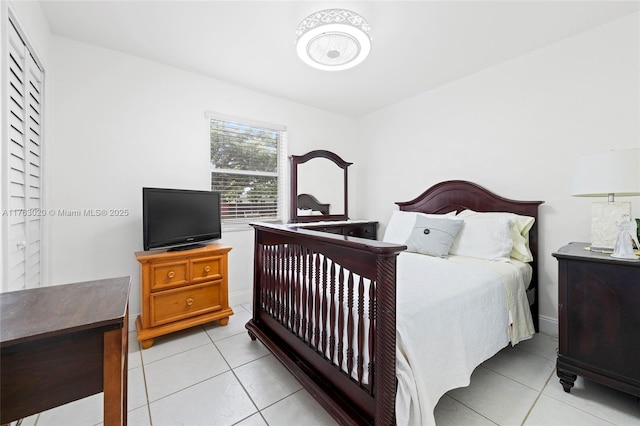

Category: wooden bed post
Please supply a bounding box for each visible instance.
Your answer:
[375,254,397,425]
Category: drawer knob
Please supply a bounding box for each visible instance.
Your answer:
[167,271,176,279]
[204,266,211,273]
[186,298,194,306]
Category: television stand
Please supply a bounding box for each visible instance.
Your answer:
[135,244,233,349]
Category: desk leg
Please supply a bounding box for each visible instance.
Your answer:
[103,309,128,426]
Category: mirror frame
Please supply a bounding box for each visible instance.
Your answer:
[289,150,352,223]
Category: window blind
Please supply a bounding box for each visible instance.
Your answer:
[209,116,286,226]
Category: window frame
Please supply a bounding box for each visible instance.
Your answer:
[206,111,288,230]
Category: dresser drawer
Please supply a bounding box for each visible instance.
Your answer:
[344,223,377,239]
[150,281,222,326]
[150,261,188,291]
[190,256,223,283]
[308,226,343,235]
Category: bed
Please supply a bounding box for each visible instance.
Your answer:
[246,180,543,425]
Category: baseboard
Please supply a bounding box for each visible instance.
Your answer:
[128,314,138,333]
[538,314,558,337]
[229,289,252,308]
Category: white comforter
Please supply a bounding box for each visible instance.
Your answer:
[395,252,535,426]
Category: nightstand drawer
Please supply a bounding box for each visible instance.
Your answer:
[150,281,222,326]
[150,261,188,290]
[190,256,223,283]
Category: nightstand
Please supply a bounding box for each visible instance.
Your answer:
[135,244,233,349]
[552,242,640,398]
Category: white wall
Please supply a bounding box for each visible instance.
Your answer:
[356,13,640,336]
[46,36,358,324]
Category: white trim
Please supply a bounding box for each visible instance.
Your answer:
[229,289,252,308]
[204,110,286,132]
[211,167,277,177]
[538,314,558,338]
[278,132,289,223]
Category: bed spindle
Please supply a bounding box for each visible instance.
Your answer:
[283,245,290,327]
[301,247,308,342]
[313,254,321,350]
[291,246,300,335]
[368,281,376,394]
[329,262,337,362]
[346,272,354,377]
[320,256,329,355]
[337,266,345,370]
[357,276,365,384]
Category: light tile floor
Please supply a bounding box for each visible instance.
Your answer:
[15,304,640,425]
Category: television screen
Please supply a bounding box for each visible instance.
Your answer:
[143,187,222,251]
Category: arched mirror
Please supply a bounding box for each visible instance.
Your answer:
[290,150,351,223]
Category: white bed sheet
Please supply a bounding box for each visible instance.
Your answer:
[395,252,535,426]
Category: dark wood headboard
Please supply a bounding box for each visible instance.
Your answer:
[395,180,544,330]
[297,193,330,215]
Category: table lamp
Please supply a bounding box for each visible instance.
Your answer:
[572,148,640,252]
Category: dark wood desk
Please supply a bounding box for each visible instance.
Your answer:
[1,277,130,425]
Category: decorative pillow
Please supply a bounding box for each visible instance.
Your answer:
[457,210,535,262]
[450,215,514,261]
[383,210,458,244]
[405,215,463,257]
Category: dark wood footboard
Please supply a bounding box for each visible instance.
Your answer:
[246,223,406,425]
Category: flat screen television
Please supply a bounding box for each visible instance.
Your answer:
[143,187,222,251]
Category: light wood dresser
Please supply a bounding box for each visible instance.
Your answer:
[135,244,233,349]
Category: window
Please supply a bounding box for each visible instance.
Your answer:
[209,114,287,227]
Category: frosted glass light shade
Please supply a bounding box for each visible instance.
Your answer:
[572,148,640,198]
[295,9,372,71]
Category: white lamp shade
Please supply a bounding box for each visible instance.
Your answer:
[572,148,640,197]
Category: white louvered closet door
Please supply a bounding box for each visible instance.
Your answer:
[4,16,44,291]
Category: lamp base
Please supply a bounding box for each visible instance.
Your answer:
[590,201,631,249]
[610,252,639,260]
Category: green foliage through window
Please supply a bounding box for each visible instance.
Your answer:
[210,119,282,224]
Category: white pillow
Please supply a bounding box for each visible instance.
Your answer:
[297,208,322,216]
[457,210,535,262]
[383,210,458,244]
[405,215,463,257]
[450,215,514,261]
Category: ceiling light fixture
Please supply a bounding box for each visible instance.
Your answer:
[295,8,372,71]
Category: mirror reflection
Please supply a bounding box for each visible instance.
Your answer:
[297,157,344,216]
[289,150,351,223]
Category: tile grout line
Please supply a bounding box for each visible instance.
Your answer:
[136,338,155,426]
[519,366,556,425]
[204,323,269,425]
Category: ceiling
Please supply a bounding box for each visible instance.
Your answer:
[38,1,639,117]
